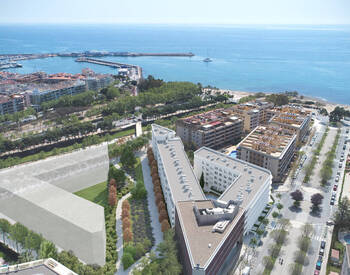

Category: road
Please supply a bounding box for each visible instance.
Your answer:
[249,114,349,275]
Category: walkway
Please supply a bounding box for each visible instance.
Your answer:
[114,152,163,274]
[115,193,131,273]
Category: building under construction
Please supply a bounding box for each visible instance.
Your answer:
[175,109,243,150]
[236,125,297,182]
[268,105,311,143]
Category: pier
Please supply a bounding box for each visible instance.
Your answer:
[0,51,194,62]
[75,57,135,68]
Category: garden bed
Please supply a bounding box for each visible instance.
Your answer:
[129,198,154,249]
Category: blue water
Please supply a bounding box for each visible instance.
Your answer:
[0,24,350,104]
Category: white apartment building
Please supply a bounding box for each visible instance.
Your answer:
[194,147,272,234]
[151,124,205,226]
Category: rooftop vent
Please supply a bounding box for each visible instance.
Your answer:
[208,243,212,248]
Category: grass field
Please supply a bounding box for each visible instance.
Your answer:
[74,181,108,207]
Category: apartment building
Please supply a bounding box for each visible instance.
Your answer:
[194,147,272,234]
[268,105,311,143]
[151,124,206,226]
[231,101,274,133]
[28,80,87,106]
[0,94,25,115]
[236,125,297,182]
[151,124,272,275]
[175,109,243,150]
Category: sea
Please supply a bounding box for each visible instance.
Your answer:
[0,24,350,104]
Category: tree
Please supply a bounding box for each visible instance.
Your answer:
[161,220,170,232]
[277,218,290,230]
[294,250,307,265]
[319,108,328,116]
[10,222,28,252]
[39,240,58,259]
[266,93,289,106]
[301,223,314,238]
[122,200,130,211]
[250,237,257,248]
[268,243,280,258]
[157,201,166,213]
[298,236,311,252]
[263,256,274,270]
[272,211,279,219]
[122,252,134,270]
[262,218,269,226]
[123,228,133,242]
[200,173,205,189]
[290,189,304,207]
[159,209,168,223]
[132,181,147,199]
[25,230,43,254]
[276,203,284,213]
[122,217,131,230]
[122,209,130,219]
[108,185,117,206]
[311,193,324,210]
[0,218,11,245]
[289,263,303,275]
[334,197,350,230]
[120,146,136,169]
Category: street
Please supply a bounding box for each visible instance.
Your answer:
[249,114,349,275]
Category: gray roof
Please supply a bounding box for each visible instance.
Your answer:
[0,144,109,265]
[157,138,206,202]
[195,147,272,209]
[152,124,205,202]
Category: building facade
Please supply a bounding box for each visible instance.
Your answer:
[151,124,272,275]
[268,106,311,143]
[236,125,297,182]
[175,109,243,150]
[231,101,274,133]
[0,94,25,115]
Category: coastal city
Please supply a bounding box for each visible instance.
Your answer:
[1,1,350,275]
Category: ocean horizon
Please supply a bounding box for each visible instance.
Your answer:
[0,24,349,104]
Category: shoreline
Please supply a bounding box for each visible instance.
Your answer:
[214,88,350,112]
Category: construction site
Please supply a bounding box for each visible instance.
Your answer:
[236,125,297,181]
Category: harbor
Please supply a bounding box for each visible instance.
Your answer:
[0,51,194,62]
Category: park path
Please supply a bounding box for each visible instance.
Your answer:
[115,193,132,274]
[114,151,163,274]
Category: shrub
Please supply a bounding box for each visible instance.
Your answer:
[161,220,170,232]
[272,211,279,218]
[155,194,164,205]
[263,256,274,270]
[122,252,134,270]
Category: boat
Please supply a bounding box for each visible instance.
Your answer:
[203,57,212,62]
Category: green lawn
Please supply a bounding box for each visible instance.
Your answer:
[74,181,108,207]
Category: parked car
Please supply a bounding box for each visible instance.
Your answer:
[335,176,339,182]
[314,270,320,275]
[316,259,322,270]
[330,199,335,205]
[343,145,346,150]
[337,171,341,176]
[339,162,343,168]
[319,248,324,255]
[321,241,326,248]
[326,220,334,226]
[334,185,338,191]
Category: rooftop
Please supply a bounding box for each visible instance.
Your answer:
[237,125,296,157]
[0,258,77,275]
[195,147,272,209]
[176,200,244,268]
[179,109,241,130]
[153,124,205,202]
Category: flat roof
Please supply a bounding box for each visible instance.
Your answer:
[195,147,272,209]
[176,200,244,268]
[157,138,205,202]
[237,125,296,158]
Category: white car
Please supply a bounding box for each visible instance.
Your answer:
[335,176,339,182]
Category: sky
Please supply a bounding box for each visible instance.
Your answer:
[1,0,350,25]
